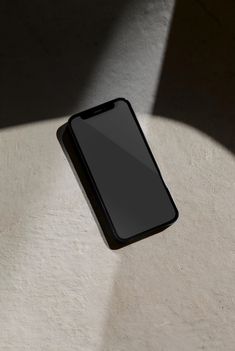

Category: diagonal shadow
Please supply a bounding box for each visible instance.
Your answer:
[0,0,129,128]
[152,0,235,154]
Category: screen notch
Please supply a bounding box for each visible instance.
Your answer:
[80,101,115,119]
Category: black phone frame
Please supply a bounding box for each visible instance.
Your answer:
[67,97,178,249]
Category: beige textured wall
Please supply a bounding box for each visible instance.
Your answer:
[0,1,235,350]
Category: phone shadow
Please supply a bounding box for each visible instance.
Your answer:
[152,0,235,154]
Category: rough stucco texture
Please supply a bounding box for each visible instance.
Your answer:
[0,1,235,350]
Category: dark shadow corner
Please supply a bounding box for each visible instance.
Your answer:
[152,0,235,153]
[0,1,127,129]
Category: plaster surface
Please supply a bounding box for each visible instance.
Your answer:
[0,1,235,350]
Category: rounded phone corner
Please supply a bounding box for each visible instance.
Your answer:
[114,97,130,105]
[167,206,179,226]
[68,113,81,130]
[111,231,130,245]
[173,207,179,222]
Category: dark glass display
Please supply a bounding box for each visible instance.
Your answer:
[69,99,178,241]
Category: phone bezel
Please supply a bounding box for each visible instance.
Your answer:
[67,97,178,245]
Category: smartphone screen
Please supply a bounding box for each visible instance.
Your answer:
[69,99,177,241]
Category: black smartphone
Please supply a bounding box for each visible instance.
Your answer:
[66,98,178,249]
